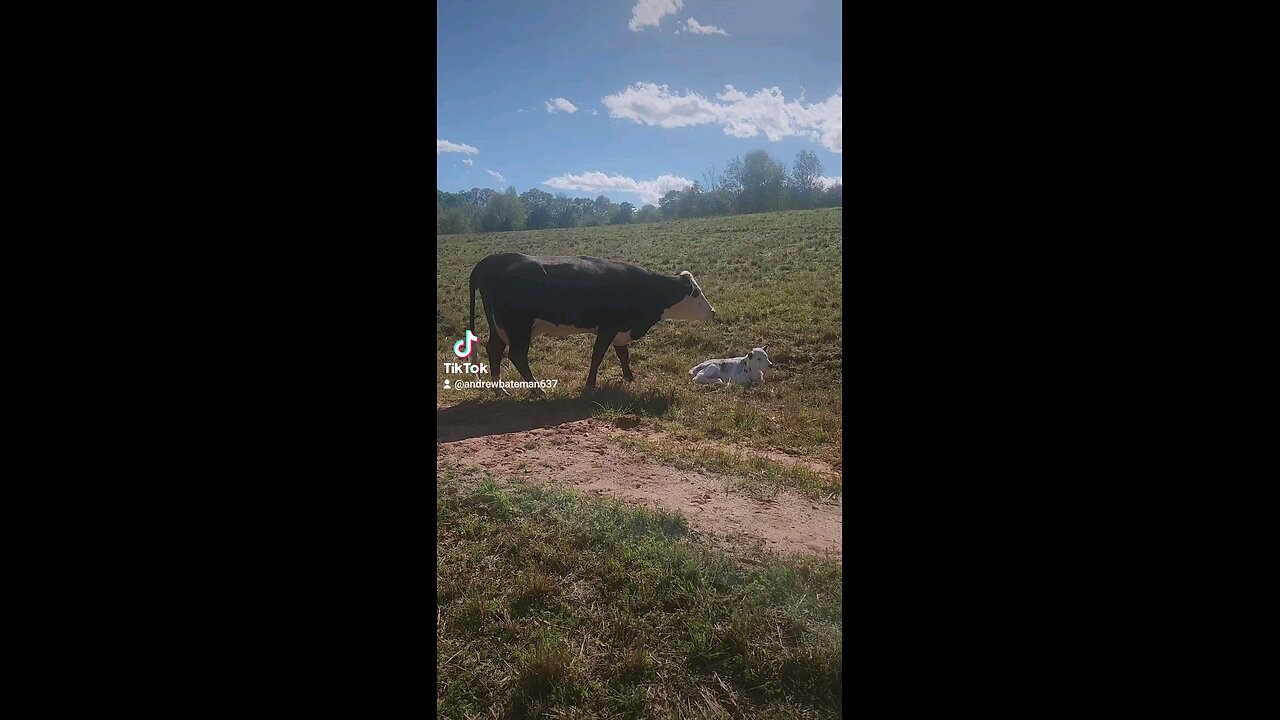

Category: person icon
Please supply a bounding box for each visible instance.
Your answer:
[443,378,451,389]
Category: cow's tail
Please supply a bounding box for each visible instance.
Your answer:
[469,265,480,339]
[468,267,481,380]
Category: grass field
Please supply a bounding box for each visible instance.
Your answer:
[436,208,843,468]
[437,466,842,718]
[437,209,843,717]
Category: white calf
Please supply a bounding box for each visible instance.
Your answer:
[689,347,772,386]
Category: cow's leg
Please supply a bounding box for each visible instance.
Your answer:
[614,344,635,382]
[505,327,546,399]
[584,327,616,394]
[486,335,508,397]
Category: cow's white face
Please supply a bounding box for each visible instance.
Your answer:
[662,271,716,321]
[746,347,772,374]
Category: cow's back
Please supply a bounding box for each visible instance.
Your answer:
[472,252,546,282]
[475,254,657,299]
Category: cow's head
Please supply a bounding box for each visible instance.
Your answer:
[747,347,772,373]
[662,270,716,321]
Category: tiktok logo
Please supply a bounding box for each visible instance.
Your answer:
[453,329,479,358]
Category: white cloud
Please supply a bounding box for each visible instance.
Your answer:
[601,82,842,153]
[685,18,728,35]
[629,0,682,31]
[437,139,479,155]
[545,97,578,114]
[517,109,526,113]
[590,109,599,115]
[603,83,720,129]
[815,176,842,189]
[486,169,506,183]
[543,171,694,205]
[462,158,474,166]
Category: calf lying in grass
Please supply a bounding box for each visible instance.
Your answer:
[689,347,772,386]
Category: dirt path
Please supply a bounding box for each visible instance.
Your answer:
[437,401,842,559]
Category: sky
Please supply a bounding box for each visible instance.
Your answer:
[437,0,842,207]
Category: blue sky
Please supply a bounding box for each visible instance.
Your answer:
[437,0,842,207]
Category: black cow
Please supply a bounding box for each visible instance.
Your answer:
[469,253,716,396]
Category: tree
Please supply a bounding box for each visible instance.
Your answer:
[521,188,556,230]
[823,182,842,207]
[637,205,661,223]
[593,195,612,217]
[658,190,681,220]
[733,150,787,214]
[464,187,497,207]
[481,191,526,232]
[791,149,823,209]
[572,197,597,222]
[438,207,470,234]
[676,183,701,218]
[439,190,466,209]
[698,189,734,217]
[556,202,579,228]
[721,157,744,205]
[612,202,635,224]
[701,164,722,192]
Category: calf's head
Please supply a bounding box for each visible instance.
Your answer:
[747,346,772,374]
[661,270,717,321]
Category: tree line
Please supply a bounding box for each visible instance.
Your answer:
[437,149,842,235]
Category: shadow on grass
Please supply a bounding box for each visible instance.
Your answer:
[437,397,593,443]
[584,385,677,419]
[437,386,677,443]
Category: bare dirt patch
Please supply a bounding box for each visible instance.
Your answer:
[437,406,842,559]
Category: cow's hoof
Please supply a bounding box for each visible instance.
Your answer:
[582,385,598,397]
[493,387,510,398]
[622,373,635,382]
[531,387,547,399]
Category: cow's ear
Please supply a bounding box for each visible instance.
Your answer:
[762,344,767,351]
[679,270,692,277]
